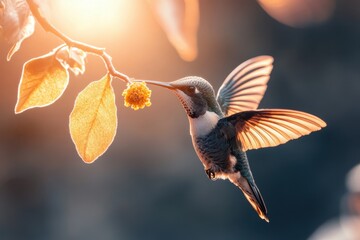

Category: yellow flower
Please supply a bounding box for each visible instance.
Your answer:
[122,82,152,110]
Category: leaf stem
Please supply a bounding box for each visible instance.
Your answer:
[26,0,131,83]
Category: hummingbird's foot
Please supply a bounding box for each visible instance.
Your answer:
[205,169,216,180]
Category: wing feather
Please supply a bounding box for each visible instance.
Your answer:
[217,56,274,116]
[226,109,326,151]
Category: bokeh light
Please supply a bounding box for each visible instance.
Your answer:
[149,0,199,61]
[258,0,336,27]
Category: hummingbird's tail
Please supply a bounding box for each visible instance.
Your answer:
[228,173,269,222]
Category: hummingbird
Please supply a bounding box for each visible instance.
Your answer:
[143,56,326,222]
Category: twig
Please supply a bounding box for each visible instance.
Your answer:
[26,0,131,83]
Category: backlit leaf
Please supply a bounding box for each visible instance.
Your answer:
[149,0,199,61]
[69,74,117,163]
[0,0,35,60]
[15,51,69,113]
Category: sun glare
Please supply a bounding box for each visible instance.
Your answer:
[50,0,135,40]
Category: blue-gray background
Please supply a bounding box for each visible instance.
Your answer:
[0,0,359,239]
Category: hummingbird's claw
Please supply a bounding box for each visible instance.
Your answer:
[205,169,216,180]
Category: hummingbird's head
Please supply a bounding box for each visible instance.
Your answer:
[144,77,223,118]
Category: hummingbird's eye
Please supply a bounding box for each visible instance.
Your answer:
[189,86,200,94]
[183,85,198,95]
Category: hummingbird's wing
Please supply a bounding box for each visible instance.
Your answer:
[216,56,274,116]
[226,109,326,151]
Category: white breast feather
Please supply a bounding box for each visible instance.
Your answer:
[189,111,219,137]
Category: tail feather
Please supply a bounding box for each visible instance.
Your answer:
[245,181,269,222]
[228,173,269,222]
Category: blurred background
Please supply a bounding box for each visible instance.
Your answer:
[0,0,360,239]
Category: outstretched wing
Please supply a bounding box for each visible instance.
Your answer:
[216,56,274,116]
[226,109,326,151]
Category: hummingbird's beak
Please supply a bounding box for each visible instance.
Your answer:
[141,80,175,90]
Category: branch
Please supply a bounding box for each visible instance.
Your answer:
[26,0,131,83]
